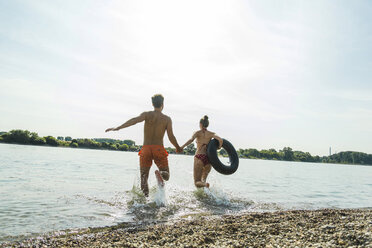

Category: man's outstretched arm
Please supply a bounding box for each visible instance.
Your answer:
[105,112,147,132]
[166,118,182,153]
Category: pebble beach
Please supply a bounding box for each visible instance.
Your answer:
[2,209,371,248]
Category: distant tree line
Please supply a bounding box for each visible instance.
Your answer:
[0,129,371,165]
[237,146,372,165]
[0,130,140,152]
[237,147,319,162]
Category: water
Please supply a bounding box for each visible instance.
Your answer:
[0,143,371,242]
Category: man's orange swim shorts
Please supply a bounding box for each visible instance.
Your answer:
[138,145,169,169]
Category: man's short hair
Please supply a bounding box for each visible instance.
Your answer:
[152,94,164,108]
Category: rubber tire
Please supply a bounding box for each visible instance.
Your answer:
[207,138,239,175]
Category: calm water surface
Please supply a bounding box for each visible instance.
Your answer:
[0,143,371,242]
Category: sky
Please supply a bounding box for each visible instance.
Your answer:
[0,0,371,156]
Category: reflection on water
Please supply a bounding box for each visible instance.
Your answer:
[0,143,371,242]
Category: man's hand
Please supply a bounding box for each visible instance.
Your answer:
[105,127,118,132]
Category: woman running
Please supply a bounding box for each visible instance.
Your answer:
[181,115,223,188]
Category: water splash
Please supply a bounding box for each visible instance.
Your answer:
[153,185,166,207]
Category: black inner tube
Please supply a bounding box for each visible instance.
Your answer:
[207,138,239,175]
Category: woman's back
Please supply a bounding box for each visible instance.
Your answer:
[195,130,215,155]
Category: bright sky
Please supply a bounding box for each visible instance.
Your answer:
[1,0,371,156]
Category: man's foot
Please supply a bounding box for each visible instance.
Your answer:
[155,170,164,187]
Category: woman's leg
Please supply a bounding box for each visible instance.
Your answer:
[201,164,211,186]
[194,157,208,188]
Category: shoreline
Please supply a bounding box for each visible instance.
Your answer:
[2,209,371,247]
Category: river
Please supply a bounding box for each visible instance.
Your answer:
[0,143,371,242]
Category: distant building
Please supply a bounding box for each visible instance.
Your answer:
[329,147,332,156]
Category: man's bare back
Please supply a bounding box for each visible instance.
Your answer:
[143,111,169,146]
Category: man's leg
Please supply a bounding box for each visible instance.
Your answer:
[159,166,169,181]
[154,147,169,181]
[140,166,151,197]
[139,146,152,196]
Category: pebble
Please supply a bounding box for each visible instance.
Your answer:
[1,209,371,248]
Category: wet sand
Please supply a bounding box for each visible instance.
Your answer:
[2,209,371,247]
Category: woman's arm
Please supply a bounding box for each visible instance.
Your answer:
[181,132,197,149]
[213,134,223,149]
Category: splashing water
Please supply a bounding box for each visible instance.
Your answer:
[154,185,167,207]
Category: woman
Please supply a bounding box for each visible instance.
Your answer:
[181,116,223,188]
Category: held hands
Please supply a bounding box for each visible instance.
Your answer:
[176,146,184,154]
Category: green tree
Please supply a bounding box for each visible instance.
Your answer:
[237,149,246,158]
[268,149,280,160]
[101,142,111,149]
[129,145,138,152]
[247,148,260,159]
[58,140,69,147]
[123,140,135,146]
[77,139,101,149]
[30,132,47,145]
[65,136,72,141]
[118,144,129,151]
[44,136,59,146]
[294,151,310,162]
[281,147,294,161]
[109,144,118,150]
[57,136,64,141]
[260,149,272,160]
[166,147,176,154]
[4,130,31,144]
[70,142,78,148]
[33,136,46,145]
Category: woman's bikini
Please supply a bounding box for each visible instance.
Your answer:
[194,129,210,166]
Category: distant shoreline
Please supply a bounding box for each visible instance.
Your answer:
[1,129,372,166]
[2,142,372,168]
[1,209,371,247]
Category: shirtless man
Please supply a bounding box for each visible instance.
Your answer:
[180,115,223,188]
[105,94,182,196]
